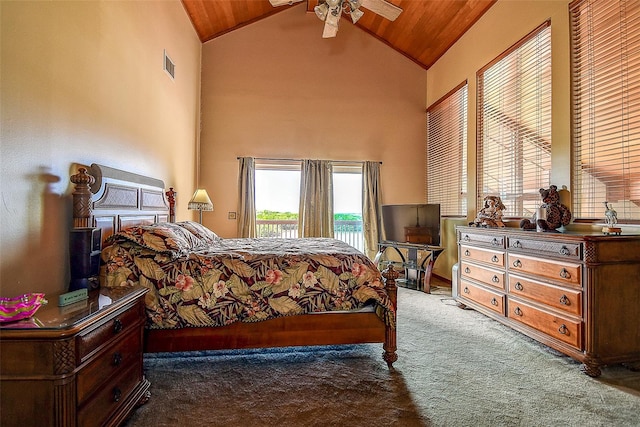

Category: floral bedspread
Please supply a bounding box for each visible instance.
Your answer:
[101,222,395,330]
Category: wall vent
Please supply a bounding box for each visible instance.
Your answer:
[163,50,175,80]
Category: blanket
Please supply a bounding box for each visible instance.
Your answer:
[101,222,395,330]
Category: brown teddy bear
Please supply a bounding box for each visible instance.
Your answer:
[520,185,571,231]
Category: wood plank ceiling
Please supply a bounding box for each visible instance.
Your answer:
[181,0,497,70]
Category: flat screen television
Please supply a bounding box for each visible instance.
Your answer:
[381,204,441,246]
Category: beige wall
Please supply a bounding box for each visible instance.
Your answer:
[198,5,428,239]
[0,0,583,295]
[426,0,572,279]
[0,0,201,297]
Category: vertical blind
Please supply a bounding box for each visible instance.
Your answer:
[570,0,640,221]
[477,21,552,217]
[426,82,468,216]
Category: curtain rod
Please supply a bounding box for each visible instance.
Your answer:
[237,156,382,165]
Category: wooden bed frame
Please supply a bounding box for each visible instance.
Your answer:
[71,164,398,366]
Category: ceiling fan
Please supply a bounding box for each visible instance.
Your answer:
[269,0,402,38]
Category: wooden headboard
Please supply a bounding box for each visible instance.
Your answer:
[71,163,176,243]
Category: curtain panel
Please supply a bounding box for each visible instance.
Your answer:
[298,159,334,238]
[237,157,257,238]
[362,161,383,260]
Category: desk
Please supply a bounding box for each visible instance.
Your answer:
[374,241,445,293]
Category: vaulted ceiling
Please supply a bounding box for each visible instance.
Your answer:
[181,0,497,70]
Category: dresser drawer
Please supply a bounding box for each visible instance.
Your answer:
[77,327,142,405]
[508,237,581,260]
[77,362,142,427]
[508,297,582,349]
[77,302,142,362]
[507,253,581,287]
[508,274,582,316]
[461,245,505,267]
[459,280,505,315]
[459,231,505,249]
[460,261,505,289]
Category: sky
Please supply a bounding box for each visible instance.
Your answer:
[255,170,362,214]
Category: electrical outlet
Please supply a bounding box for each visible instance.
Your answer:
[228,212,237,220]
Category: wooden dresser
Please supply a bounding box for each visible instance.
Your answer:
[455,226,640,377]
[0,286,150,427]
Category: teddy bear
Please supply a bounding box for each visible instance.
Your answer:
[520,185,572,231]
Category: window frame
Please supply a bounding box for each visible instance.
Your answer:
[569,0,640,223]
[426,80,468,217]
[476,20,552,219]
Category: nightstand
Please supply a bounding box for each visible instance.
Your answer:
[0,286,150,427]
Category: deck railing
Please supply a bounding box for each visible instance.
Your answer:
[256,219,365,252]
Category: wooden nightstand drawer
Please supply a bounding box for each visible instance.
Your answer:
[507,253,581,286]
[77,301,142,362]
[459,231,505,249]
[461,245,505,267]
[77,326,142,405]
[77,362,142,427]
[460,261,505,289]
[459,279,505,315]
[508,237,581,260]
[508,297,582,349]
[509,274,582,316]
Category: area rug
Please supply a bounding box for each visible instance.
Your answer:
[124,288,640,427]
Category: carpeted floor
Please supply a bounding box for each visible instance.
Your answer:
[124,286,640,427]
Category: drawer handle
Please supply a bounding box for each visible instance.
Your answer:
[463,287,470,294]
[559,295,570,305]
[514,282,524,291]
[464,267,471,274]
[464,249,470,256]
[513,240,523,249]
[491,297,498,306]
[558,324,568,335]
[513,307,523,316]
[113,352,122,366]
[492,275,500,283]
[491,238,500,246]
[463,235,470,242]
[113,319,123,334]
[512,259,522,268]
[491,255,499,263]
[113,387,122,402]
[559,268,571,279]
[559,246,570,256]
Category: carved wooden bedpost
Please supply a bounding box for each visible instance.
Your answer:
[70,167,95,228]
[381,264,399,368]
[166,188,176,223]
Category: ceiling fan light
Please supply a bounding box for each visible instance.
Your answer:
[350,8,364,23]
[314,3,329,20]
[348,0,361,11]
[326,0,341,7]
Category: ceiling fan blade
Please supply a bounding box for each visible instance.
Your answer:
[322,21,339,38]
[359,0,402,21]
[269,0,304,7]
[322,3,341,38]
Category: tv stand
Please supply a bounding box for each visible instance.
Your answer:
[374,241,445,293]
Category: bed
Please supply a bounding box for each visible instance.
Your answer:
[70,164,399,367]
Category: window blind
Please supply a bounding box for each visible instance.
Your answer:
[477,21,552,218]
[427,81,468,216]
[570,0,640,221]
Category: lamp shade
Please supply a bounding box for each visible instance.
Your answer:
[188,189,213,211]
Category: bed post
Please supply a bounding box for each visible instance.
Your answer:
[70,167,95,228]
[381,264,399,368]
[166,188,176,223]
